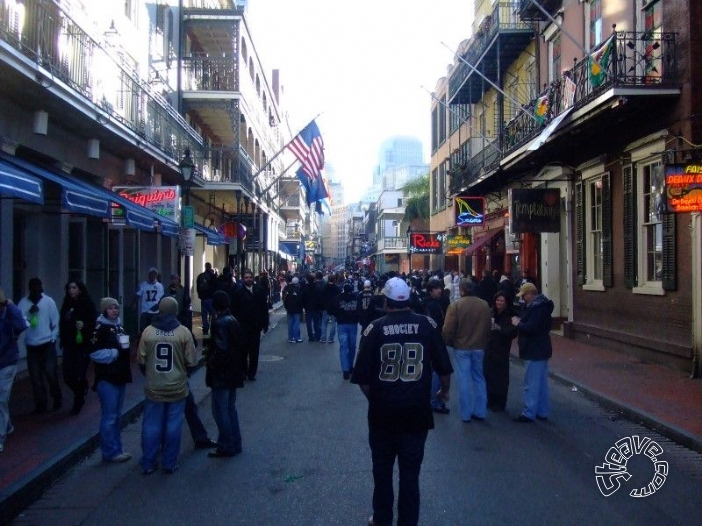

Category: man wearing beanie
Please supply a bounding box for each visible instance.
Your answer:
[137,296,197,474]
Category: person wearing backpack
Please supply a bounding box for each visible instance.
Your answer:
[196,262,216,336]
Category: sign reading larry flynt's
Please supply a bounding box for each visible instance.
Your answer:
[665,164,702,213]
[509,188,561,233]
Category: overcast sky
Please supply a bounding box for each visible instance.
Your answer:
[246,0,475,203]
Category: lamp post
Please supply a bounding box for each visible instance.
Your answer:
[406,225,413,275]
[179,149,195,327]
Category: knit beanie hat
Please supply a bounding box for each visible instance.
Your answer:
[158,296,179,316]
[100,297,119,313]
[212,290,230,311]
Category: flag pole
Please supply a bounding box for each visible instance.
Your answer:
[441,42,541,125]
[262,157,299,199]
[250,112,323,184]
[420,86,502,155]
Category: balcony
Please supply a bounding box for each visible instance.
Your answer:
[519,0,561,22]
[0,0,201,163]
[449,1,533,104]
[376,237,408,253]
[502,30,679,158]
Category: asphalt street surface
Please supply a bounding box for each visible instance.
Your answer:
[14,311,702,525]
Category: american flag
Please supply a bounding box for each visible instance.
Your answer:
[287,120,325,181]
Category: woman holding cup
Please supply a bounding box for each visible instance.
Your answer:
[89,298,132,463]
[484,290,518,412]
[59,280,97,415]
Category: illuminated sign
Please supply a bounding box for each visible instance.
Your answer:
[445,235,471,255]
[665,164,702,213]
[219,221,246,240]
[113,186,180,223]
[454,196,485,226]
[409,233,443,254]
[508,188,561,233]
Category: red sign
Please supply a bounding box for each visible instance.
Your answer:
[218,221,247,240]
[409,233,443,254]
[665,164,702,212]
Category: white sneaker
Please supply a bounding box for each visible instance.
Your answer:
[0,443,4,452]
[108,452,132,463]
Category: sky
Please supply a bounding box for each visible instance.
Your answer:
[246,0,475,203]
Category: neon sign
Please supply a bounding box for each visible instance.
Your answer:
[409,233,443,254]
[113,186,181,222]
[454,196,485,226]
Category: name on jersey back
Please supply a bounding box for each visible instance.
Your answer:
[382,323,420,336]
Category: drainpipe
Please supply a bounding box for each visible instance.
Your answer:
[691,212,702,378]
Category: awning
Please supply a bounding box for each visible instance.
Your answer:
[279,241,299,257]
[0,160,43,204]
[0,153,178,236]
[463,228,503,257]
[1,154,111,218]
[194,223,226,245]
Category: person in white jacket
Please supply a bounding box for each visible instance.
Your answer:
[17,278,62,413]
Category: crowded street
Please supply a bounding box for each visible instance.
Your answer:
[11,309,702,526]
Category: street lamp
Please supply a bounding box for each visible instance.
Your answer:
[179,148,195,329]
[406,225,413,275]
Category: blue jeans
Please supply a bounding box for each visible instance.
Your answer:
[287,313,301,341]
[522,360,550,419]
[337,324,358,373]
[453,349,487,421]
[305,310,322,340]
[201,298,215,334]
[321,311,336,342]
[211,387,242,455]
[140,397,186,471]
[430,371,446,410]
[369,426,428,526]
[96,380,126,461]
[26,341,62,409]
[0,365,17,444]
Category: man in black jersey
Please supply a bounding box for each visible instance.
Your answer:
[351,278,453,526]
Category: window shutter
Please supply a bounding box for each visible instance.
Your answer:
[662,213,676,290]
[602,172,613,287]
[575,182,585,285]
[623,164,636,288]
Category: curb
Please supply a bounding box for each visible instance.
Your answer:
[512,356,702,455]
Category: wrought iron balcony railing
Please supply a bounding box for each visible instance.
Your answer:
[181,55,238,92]
[376,237,409,252]
[0,0,201,160]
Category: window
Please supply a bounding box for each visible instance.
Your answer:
[643,0,664,81]
[431,168,439,214]
[587,176,603,283]
[576,167,611,290]
[589,0,603,48]
[549,33,561,82]
[638,161,664,286]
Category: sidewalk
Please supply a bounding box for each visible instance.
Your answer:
[1,311,700,522]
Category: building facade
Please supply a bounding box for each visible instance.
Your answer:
[430,0,701,372]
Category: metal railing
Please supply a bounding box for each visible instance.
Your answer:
[0,0,202,159]
[181,56,238,92]
[377,237,408,251]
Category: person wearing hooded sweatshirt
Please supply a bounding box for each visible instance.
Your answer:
[18,277,62,413]
[511,283,554,423]
[89,297,132,463]
[137,297,197,474]
[0,287,28,453]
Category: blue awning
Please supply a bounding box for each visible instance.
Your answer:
[0,160,43,204]
[194,223,226,245]
[1,155,110,217]
[0,153,178,237]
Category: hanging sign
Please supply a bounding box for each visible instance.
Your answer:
[445,235,471,255]
[218,221,247,240]
[665,164,702,213]
[409,233,443,254]
[113,186,180,223]
[454,196,485,226]
[508,188,561,233]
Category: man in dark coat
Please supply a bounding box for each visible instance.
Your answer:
[511,283,554,423]
[476,269,497,307]
[231,269,269,381]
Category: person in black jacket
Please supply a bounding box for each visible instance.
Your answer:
[484,291,518,412]
[476,269,498,307]
[511,283,554,423]
[59,280,97,415]
[196,262,216,335]
[330,282,360,379]
[358,280,375,332]
[283,277,304,343]
[320,274,341,343]
[301,274,317,341]
[425,280,449,414]
[230,269,269,381]
[205,291,244,458]
[89,297,132,463]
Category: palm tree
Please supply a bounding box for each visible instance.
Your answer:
[402,173,430,223]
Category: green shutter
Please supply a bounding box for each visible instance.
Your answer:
[602,172,613,287]
[662,213,676,290]
[623,164,637,288]
[575,181,585,285]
